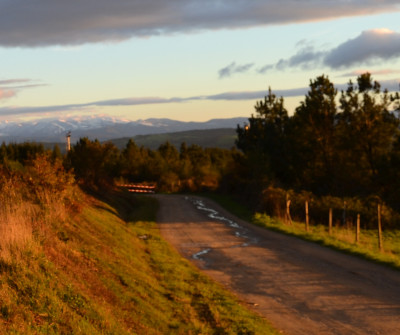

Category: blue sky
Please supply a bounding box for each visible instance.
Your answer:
[0,1,400,122]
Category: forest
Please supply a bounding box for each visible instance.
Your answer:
[1,72,400,230]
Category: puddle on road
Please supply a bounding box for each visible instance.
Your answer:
[191,198,240,228]
[192,248,211,260]
[185,197,258,261]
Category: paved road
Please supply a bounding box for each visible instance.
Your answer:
[155,194,400,335]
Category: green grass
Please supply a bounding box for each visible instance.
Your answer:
[0,191,278,334]
[204,193,400,271]
[253,213,400,268]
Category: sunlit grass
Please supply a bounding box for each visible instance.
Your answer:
[205,193,400,271]
[0,191,278,334]
[255,212,400,269]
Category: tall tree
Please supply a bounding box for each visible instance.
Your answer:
[68,138,120,188]
[290,75,338,194]
[236,88,289,183]
[338,73,400,196]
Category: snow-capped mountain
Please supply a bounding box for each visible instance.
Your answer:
[0,115,247,143]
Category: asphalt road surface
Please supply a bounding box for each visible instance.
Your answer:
[155,194,400,335]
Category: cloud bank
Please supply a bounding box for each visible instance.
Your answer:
[0,1,399,47]
[2,78,398,118]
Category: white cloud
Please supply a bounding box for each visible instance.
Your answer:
[0,1,399,47]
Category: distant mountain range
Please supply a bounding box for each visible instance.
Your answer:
[112,128,239,150]
[0,115,248,143]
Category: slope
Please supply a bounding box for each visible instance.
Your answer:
[0,191,276,334]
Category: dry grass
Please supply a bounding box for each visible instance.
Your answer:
[0,155,80,264]
[0,207,34,262]
[0,190,277,334]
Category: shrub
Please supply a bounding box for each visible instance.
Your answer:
[0,154,81,263]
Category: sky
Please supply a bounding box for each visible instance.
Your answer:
[0,0,400,122]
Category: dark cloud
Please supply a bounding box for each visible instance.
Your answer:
[218,62,254,78]
[257,64,274,74]
[0,1,399,47]
[0,79,31,86]
[324,29,400,68]
[276,48,326,70]
[253,47,327,74]
[257,29,400,72]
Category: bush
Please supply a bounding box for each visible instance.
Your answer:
[0,154,82,263]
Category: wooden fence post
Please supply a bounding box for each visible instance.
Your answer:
[305,200,309,232]
[342,201,347,227]
[329,208,333,235]
[377,203,384,252]
[356,214,360,244]
[285,193,292,225]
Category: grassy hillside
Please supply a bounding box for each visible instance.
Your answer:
[0,190,277,334]
[111,128,238,150]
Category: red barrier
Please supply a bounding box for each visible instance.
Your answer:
[118,183,156,194]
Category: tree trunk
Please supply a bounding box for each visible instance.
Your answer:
[377,204,383,252]
[356,214,360,244]
[305,200,309,232]
[286,198,292,225]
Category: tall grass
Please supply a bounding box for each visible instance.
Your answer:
[1,160,277,334]
[0,155,80,263]
[0,174,32,262]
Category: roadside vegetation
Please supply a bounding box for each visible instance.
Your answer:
[206,192,400,270]
[252,213,400,268]
[0,146,276,334]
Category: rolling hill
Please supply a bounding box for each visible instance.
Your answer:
[111,128,238,150]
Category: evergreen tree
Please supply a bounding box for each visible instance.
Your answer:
[290,75,338,194]
[236,88,289,183]
[338,73,400,196]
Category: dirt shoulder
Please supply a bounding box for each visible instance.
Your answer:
[155,194,400,335]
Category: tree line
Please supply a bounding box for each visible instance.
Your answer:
[0,139,241,194]
[2,72,400,229]
[236,73,400,227]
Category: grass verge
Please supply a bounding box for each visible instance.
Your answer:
[204,193,400,271]
[0,191,277,334]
